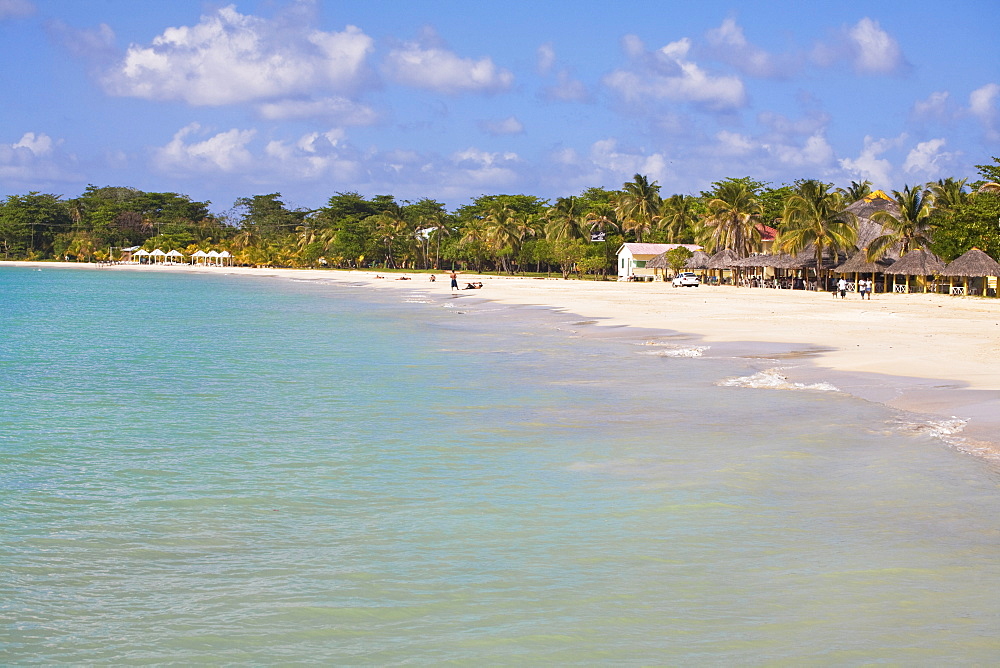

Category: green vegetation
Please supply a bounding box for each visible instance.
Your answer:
[2,158,1000,273]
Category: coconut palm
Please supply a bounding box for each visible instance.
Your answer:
[930,177,968,212]
[701,180,763,256]
[545,196,586,241]
[866,185,936,261]
[370,209,410,268]
[778,180,857,286]
[615,174,661,242]
[659,194,699,242]
[837,180,873,204]
[420,211,451,269]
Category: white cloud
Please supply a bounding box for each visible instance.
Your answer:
[0,132,78,186]
[104,5,374,105]
[542,70,590,103]
[154,123,256,173]
[969,83,1000,139]
[704,18,791,78]
[603,35,745,110]
[257,96,378,124]
[383,35,513,94]
[839,135,902,187]
[479,116,524,136]
[0,0,33,19]
[812,18,907,75]
[537,43,556,75]
[912,91,952,120]
[849,18,905,74]
[13,132,55,156]
[903,138,956,176]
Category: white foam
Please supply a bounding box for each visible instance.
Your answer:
[718,368,840,392]
[641,346,709,358]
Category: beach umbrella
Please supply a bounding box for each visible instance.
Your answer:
[684,250,711,270]
[942,248,1000,296]
[705,248,741,285]
[884,249,945,294]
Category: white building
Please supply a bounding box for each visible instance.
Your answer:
[617,243,702,280]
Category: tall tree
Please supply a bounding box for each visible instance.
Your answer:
[659,194,700,242]
[778,180,857,285]
[615,174,661,242]
[838,180,873,204]
[545,196,586,241]
[700,180,763,255]
[866,185,936,260]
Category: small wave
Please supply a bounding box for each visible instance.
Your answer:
[641,346,709,358]
[403,298,434,304]
[894,416,968,440]
[717,368,840,392]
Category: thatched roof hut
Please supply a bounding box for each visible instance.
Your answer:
[886,249,946,276]
[942,248,1000,277]
[684,250,711,269]
[835,252,895,274]
[730,254,774,268]
[706,248,740,269]
[645,252,669,270]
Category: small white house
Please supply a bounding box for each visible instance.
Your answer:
[617,243,702,280]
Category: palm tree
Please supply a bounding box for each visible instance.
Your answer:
[838,180,873,204]
[778,180,857,288]
[930,177,968,212]
[615,174,661,242]
[659,194,699,242]
[866,185,936,260]
[370,210,410,268]
[545,196,586,241]
[583,203,619,279]
[701,180,763,256]
[420,211,451,269]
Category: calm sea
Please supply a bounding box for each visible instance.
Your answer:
[2,266,999,665]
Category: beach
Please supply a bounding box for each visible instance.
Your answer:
[7,260,1000,452]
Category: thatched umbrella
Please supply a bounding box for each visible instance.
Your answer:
[646,251,670,281]
[706,248,740,285]
[885,249,945,293]
[942,248,1000,296]
[684,250,711,270]
[835,252,894,292]
[706,248,740,269]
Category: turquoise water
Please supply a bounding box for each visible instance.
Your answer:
[2,266,1000,664]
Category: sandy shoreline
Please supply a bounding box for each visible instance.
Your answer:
[8,260,1000,455]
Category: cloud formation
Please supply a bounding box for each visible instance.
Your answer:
[0,0,33,19]
[969,83,1000,139]
[812,18,908,75]
[383,35,513,94]
[154,123,256,173]
[704,18,793,78]
[104,4,374,105]
[603,35,746,110]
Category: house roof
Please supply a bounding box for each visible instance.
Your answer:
[618,243,702,256]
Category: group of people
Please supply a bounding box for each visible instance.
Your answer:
[836,277,873,300]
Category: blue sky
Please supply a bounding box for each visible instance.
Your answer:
[1,0,998,214]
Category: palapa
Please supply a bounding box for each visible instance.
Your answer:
[886,249,946,276]
[834,251,894,274]
[942,248,1000,277]
[645,252,670,270]
[684,250,711,269]
[706,248,741,269]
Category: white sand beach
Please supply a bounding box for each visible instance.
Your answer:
[9,261,1000,452]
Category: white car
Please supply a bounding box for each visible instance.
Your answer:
[671,272,700,287]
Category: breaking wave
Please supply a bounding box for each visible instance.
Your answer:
[717,368,840,392]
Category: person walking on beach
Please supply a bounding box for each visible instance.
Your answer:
[449,270,459,292]
[837,277,847,299]
[863,278,873,299]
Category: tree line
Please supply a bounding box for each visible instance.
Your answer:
[2,158,998,277]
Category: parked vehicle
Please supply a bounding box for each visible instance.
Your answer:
[671,272,700,287]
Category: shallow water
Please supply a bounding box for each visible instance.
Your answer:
[2,267,999,664]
